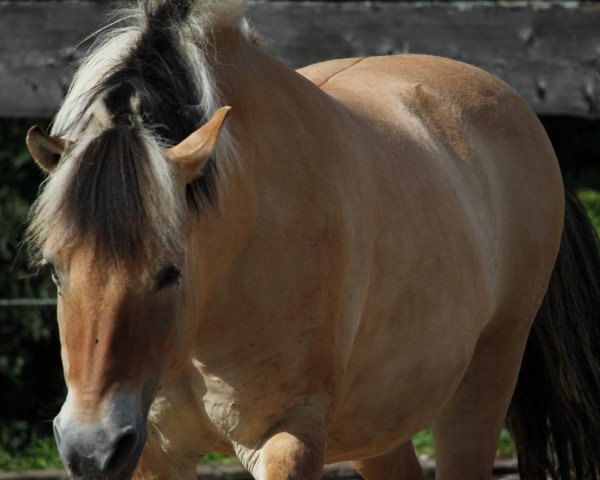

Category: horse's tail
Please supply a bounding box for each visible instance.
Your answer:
[507,190,600,480]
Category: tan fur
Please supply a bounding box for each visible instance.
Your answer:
[26,126,68,173]
[352,443,423,480]
[165,107,232,185]
[40,18,564,480]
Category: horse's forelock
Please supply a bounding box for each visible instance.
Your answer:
[27,125,183,268]
[29,0,247,267]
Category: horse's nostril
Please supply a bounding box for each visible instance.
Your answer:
[103,427,138,473]
[68,457,83,477]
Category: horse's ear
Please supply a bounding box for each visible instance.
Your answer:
[165,106,231,185]
[26,126,67,174]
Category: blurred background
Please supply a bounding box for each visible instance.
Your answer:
[1,0,599,474]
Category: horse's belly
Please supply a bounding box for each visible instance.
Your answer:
[324,302,484,462]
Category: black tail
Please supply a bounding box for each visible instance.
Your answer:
[507,190,600,480]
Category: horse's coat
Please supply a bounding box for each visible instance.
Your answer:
[26,1,600,479]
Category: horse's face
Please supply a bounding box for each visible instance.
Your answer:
[51,249,185,479]
[27,107,231,479]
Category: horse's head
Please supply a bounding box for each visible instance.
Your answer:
[26,104,231,479]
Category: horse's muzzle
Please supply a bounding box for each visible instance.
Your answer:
[53,392,146,479]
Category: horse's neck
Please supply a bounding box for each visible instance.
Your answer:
[210,29,338,173]
[185,29,348,300]
[184,31,322,297]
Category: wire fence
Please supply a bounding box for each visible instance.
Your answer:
[0,299,56,307]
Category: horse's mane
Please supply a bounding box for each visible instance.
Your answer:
[28,0,247,266]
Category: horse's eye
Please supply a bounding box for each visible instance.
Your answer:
[50,267,61,287]
[157,266,181,290]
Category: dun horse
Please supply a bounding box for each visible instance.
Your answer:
[26,1,600,479]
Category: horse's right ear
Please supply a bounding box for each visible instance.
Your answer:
[164,106,231,185]
[26,126,67,173]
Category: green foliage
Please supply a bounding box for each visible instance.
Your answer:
[200,451,238,465]
[412,426,435,456]
[576,189,600,237]
[2,427,517,472]
[541,117,600,191]
[0,119,64,457]
[0,435,62,471]
[0,438,237,471]
[412,426,516,458]
[496,428,517,458]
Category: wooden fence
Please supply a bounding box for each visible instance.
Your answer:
[0,1,599,119]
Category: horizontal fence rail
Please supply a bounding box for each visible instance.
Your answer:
[0,298,56,307]
[0,1,599,118]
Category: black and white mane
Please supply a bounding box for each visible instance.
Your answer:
[28,0,248,265]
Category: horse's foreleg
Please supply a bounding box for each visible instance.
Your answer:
[431,322,530,480]
[352,441,423,480]
[235,398,327,480]
[132,369,218,479]
[132,432,196,480]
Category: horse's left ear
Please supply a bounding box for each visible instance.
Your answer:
[26,126,67,174]
[165,106,231,185]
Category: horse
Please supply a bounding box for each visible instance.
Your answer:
[25,0,600,479]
